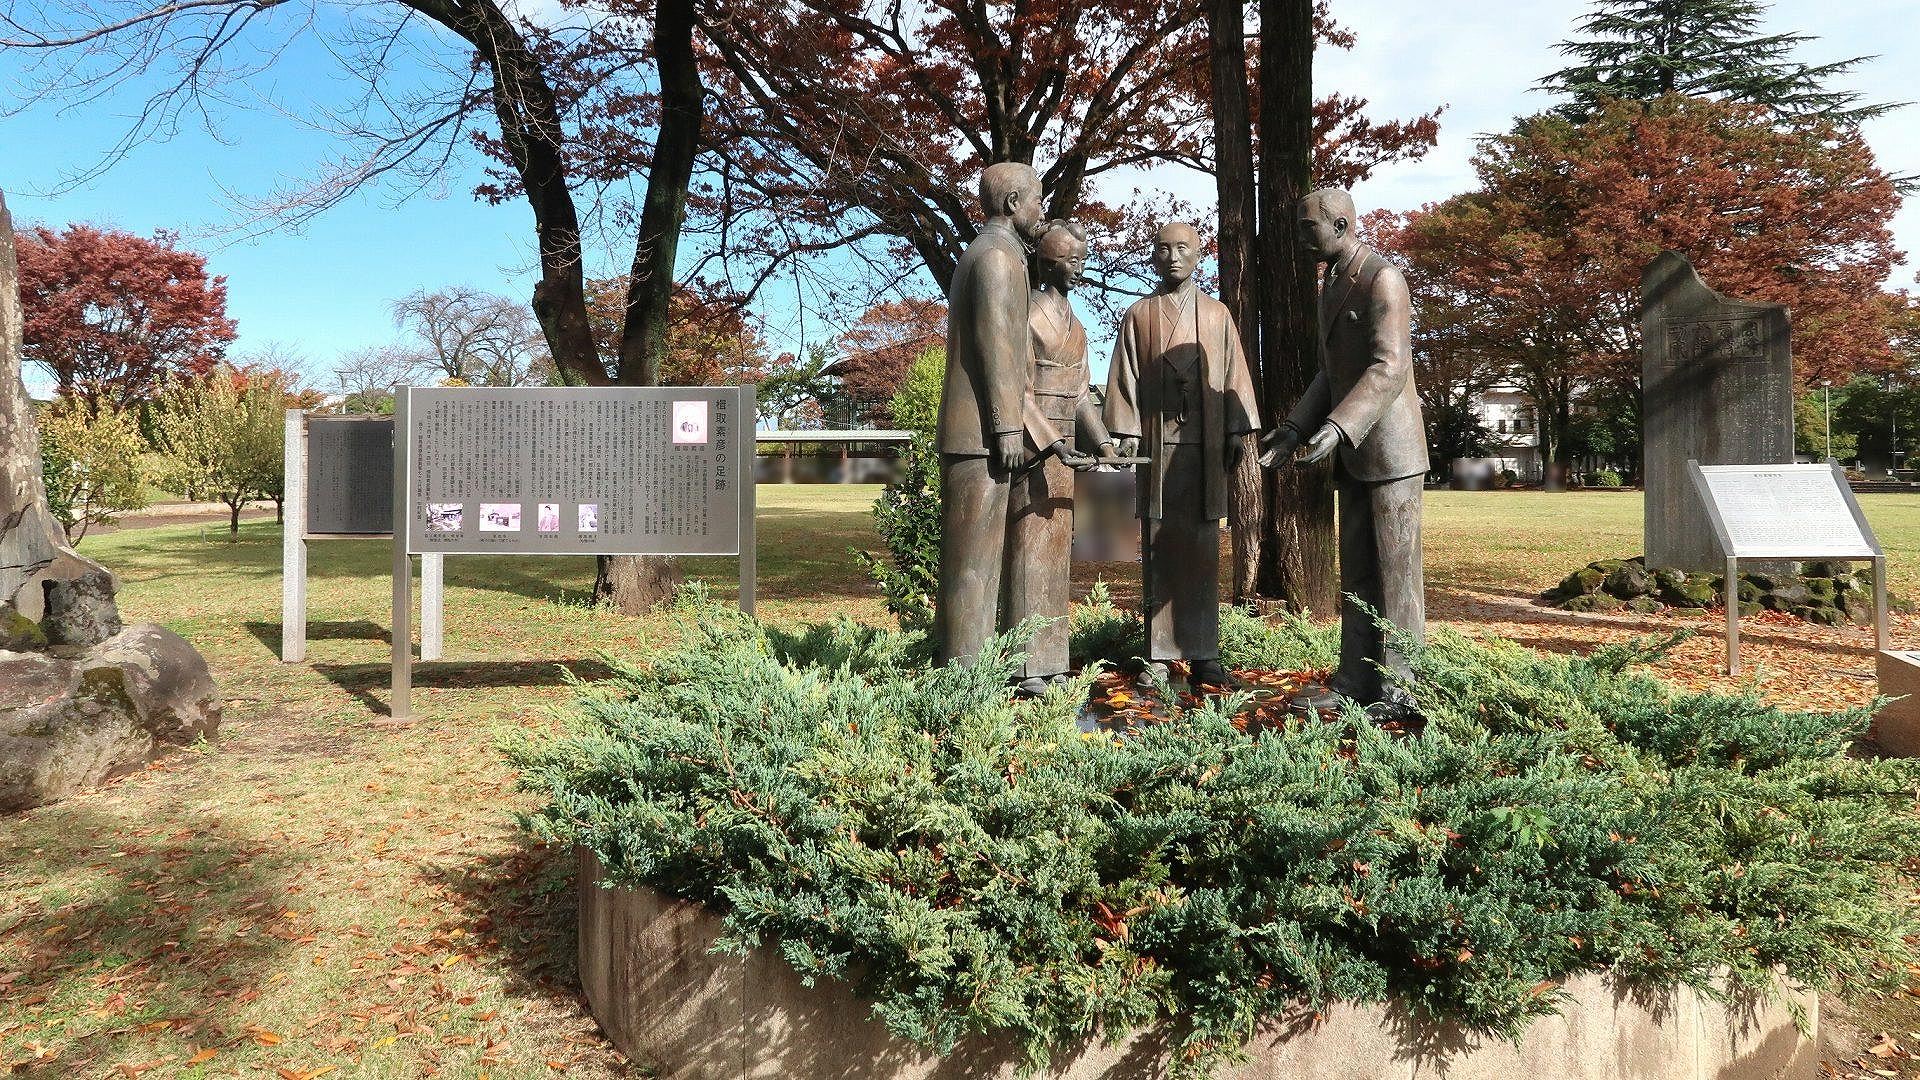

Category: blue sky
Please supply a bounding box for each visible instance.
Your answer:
[2,0,1913,395]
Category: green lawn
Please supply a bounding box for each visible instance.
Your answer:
[5,485,1920,1077]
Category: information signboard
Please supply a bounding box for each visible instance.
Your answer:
[305,416,393,536]
[400,387,747,557]
[1687,461,1887,674]
[1691,463,1877,559]
[388,385,757,722]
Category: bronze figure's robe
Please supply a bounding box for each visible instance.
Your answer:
[1004,295,1109,679]
[1104,284,1258,661]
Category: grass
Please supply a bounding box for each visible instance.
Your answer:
[4,485,1920,1077]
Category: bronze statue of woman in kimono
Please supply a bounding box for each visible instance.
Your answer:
[1004,220,1120,696]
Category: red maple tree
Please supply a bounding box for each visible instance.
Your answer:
[827,298,949,422]
[1375,96,1905,476]
[16,224,238,407]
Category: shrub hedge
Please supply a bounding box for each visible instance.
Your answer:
[510,590,1920,1078]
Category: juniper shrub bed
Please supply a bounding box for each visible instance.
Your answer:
[509,589,1920,1078]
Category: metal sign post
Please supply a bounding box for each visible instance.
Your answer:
[1688,460,1889,675]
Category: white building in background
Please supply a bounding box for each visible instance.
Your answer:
[1472,384,1543,483]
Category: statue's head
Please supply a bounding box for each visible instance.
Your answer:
[1150,222,1201,288]
[1032,220,1087,293]
[979,162,1044,241]
[1298,187,1357,263]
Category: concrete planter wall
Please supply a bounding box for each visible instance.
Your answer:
[576,850,1817,1080]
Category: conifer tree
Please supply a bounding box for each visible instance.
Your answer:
[1539,0,1893,122]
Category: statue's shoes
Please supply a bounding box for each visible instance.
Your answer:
[1013,676,1051,699]
[1189,660,1237,689]
[1289,687,1345,713]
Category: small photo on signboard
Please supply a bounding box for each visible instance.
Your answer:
[578,503,600,532]
[480,503,522,532]
[426,503,464,532]
[537,503,560,533]
[672,400,709,445]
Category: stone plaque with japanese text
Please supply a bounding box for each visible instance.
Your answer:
[1642,252,1794,570]
[305,416,393,536]
[400,387,749,556]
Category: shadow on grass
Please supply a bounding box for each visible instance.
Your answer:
[0,808,294,1075]
[311,659,619,717]
[422,842,582,1005]
[242,619,391,657]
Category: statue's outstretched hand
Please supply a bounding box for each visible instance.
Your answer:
[1053,439,1096,471]
[995,430,1026,474]
[1095,440,1123,464]
[1295,423,1342,466]
[1257,425,1301,468]
[1112,436,1140,458]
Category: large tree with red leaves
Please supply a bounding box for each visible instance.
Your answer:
[828,299,948,423]
[16,225,237,407]
[1376,96,1905,479]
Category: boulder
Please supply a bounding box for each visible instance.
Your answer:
[41,567,123,646]
[1565,593,1624,613]
[1662,580,1717,609]
[0,623,221,813]
[1602,564,1653,599]
[1625,597,1664,614]
[1792,606,1844,627]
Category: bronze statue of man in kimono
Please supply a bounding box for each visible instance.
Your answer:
[1004,220,1119,696]
[1261,187,1428,710]
[1105,222,1259,687]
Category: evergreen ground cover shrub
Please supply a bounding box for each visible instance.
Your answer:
[511,589,1920,1078]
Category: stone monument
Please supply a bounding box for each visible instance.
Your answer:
[1260,187,1427,710]
[1641,251,1793,572]
[0,191,221,812]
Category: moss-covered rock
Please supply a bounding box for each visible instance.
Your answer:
[1663,581,1716,609]
[1603,564,1654,599]
[0,603,46,651]
[1794,605,1845,627]
[1625,597,1664,614]
[1653,568,1687,592]
[1565,593,1625,613]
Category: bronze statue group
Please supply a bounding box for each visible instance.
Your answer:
[936,162,1426,713]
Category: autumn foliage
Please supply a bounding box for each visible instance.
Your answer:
[15,224,237,407]
[828,298,948,421]
[1376,96,1906,470]
[583,278,769,387]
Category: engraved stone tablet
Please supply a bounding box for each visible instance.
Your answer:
[1642,252,1794,570]
[305,416,394,535]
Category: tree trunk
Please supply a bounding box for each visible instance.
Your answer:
[593,554,683,615]
[1256,0,1338,615]
[616,0,702,387]
[1209,0,1265,602]
[228,498,241,537]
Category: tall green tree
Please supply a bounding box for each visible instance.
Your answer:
[1540,0,1893,122]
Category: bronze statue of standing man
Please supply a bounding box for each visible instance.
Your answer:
[1261,187,1428,710]
[1105,223,1259,687]
[936,162,1046,665]
[1004,220,1119,695]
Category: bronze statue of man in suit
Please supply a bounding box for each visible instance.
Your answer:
[1106,222,1260,687]
[936,162,1046,665]
[1004,220,1119,695]
[1260,187,1428,709]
